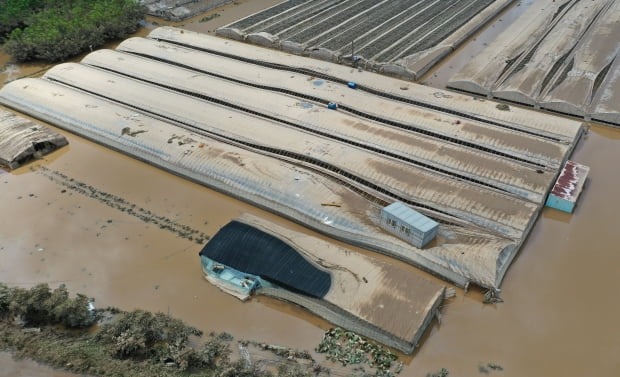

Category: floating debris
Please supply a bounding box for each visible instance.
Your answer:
[445,287,457,299]
[320,202,342,207]
[427,367,449,377]
[121,126,147,137]
[483,289,504,304]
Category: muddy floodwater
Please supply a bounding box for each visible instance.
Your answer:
[0,353,76,377]
[2,0,620,376]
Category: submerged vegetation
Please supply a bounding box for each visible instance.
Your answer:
[0,282,97,328]
[199,13,221,23]
[426,368,449,377]
[0,0,146,62]
[0,282,325,376]
[315,327,401,377]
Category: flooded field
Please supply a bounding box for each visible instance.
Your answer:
[2,0,620,376]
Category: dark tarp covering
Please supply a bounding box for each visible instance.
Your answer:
[199,221,331,298]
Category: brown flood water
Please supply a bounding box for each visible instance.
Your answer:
[2,0,620,376]
[0,353,76,377]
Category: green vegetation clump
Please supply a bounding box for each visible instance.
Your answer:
[199,13,220,23]
[0,283,324,376]
[495,103,510,111]
[0,283,97,328]
[1,0,146,62]
[315,327,401,377]
[427,368,449,377]
[0,0,48,37]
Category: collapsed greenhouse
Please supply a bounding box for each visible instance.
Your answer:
[216,0,516,80]
[0,27,584,290]
[141,0,233,21]
[448,0,620,126]
[0,109,68,169]
[199,213,445,353]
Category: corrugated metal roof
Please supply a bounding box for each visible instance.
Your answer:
[383,202,439,233]
[550,160,589,202]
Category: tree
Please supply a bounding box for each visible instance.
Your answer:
[2,0,146,62]
[97,310,203,363]
[0,283,96,328]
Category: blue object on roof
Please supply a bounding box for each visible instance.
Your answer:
[347,82,358,89]
[327,102,338,110]
[379,202,439,248]
[200,255,264,300]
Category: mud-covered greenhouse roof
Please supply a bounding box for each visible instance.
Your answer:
[0,27,583,290]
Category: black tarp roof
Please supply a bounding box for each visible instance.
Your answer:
[199,221,331,298]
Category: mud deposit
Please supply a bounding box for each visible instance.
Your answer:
[2,1,620,377]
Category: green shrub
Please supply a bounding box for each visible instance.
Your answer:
[0,0,48,38]
[0,283,96,328]
[0,283,327,376]
[3,0,146,62]
[97,310,203,365]
[188,335,232,369]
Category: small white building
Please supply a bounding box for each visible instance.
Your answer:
[380,202,439,248]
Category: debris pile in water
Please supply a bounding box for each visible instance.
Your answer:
[427,368,449,377]
[483,289,504,304]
